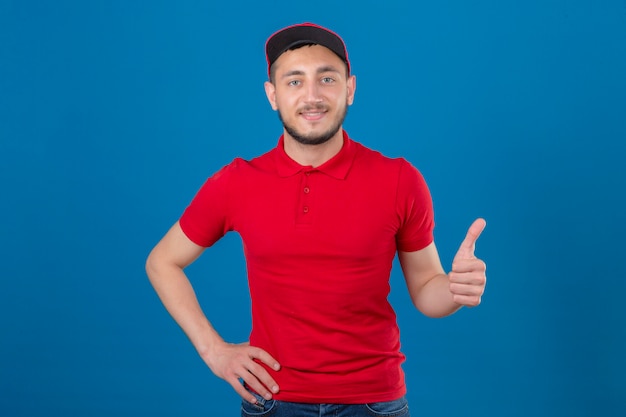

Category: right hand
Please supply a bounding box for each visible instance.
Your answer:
[205,341,281,403]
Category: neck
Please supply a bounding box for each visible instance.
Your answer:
[283,130,344,167]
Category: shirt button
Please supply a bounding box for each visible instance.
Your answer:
[303,206,309,213]
[303,187,310,194]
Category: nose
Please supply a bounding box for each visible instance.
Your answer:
[304,81,322,104]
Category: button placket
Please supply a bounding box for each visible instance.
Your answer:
[302,176,310,214]
[296,170,314,224]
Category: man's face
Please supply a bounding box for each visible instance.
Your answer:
[264,44,356,146]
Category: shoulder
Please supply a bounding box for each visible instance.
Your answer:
[210,147,276,179]
[351,139,422,177]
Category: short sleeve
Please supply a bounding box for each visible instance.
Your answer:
[179,161,238,247]
[395,159,435,252]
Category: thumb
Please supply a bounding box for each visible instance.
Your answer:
[453,218,486,262]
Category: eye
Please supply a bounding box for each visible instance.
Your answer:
[288,79,301,87]
[321,76,335,84]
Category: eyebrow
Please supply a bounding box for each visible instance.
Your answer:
[281,65,342,80]
[316,65,341,74]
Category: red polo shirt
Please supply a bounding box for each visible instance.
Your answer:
[179,131,434,403]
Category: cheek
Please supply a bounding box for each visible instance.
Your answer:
[275,94,298,113]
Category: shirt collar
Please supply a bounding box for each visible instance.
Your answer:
[274,130,357,179]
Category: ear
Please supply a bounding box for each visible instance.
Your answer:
[346,75,356,106]
[264,81,278,110]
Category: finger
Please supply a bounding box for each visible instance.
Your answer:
[238,370,274,401]
[246,361,280,397]
[454,218,486,261]
[249,346,281,372]
[449,270,487,286]
[450,258,487,274]
[247,347,280,396]
[449,280,486,296]
[226,358,275,401]
[452,293,482,307]
[228,375,260,404]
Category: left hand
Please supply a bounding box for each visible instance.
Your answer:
[449,218,487,307]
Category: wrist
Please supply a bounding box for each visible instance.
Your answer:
[195,332,226,364]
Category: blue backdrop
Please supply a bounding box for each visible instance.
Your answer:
[1,1,625,416]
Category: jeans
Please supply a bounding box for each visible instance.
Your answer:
[241,391,410,417]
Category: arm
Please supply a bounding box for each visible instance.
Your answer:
[399,218,487,318]
[145,221,280,402]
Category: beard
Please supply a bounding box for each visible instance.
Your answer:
[277,102,348,146]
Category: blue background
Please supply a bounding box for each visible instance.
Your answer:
[1,1,625,416]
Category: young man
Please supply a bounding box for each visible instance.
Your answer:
[146,23,487,417]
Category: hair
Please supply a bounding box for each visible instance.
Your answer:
[269,43,350,83]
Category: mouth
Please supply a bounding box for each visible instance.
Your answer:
[299,106,328,121]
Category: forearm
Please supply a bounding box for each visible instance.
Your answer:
[412,273,461,318]
[146,248,281,402]
[146,261,225,358]
[144,223,283,401]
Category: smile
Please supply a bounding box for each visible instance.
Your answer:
[300,110,327,121]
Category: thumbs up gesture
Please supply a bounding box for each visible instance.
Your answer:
[449,218,487,307]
